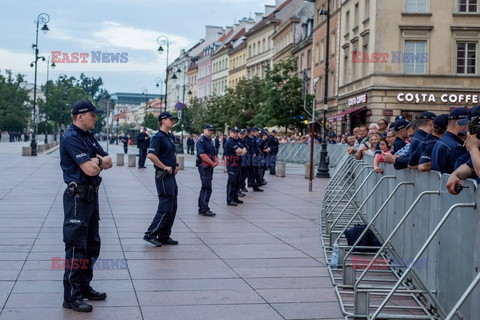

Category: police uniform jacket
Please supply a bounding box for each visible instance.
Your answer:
[418,134,440,165]
[147,129,177,171]
[196,135,216,166]
[268,135,279,154]
[137,132,150,149]
[224,137,242,166]
[407,129,428,167]
[431,131,466,174]
[60,124,108,187]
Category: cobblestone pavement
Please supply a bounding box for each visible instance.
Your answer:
[0,142,342,320]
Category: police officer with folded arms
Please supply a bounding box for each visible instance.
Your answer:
[196,124,218,216]
[245,128,263,192]
[60,100,113,312]
[224,128,246,206]
[143,112,180,246]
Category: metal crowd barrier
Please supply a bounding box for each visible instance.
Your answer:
[320,146,480,320]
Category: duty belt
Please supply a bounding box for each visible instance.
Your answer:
[67,182,99,200]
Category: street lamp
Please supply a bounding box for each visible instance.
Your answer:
[172,64,187,154]
[45,55,55,144]
[31,12,50,156]
[316,1,330,178]
[157,35,170,112]
[141,87,148,126]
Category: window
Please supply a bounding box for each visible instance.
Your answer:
[406,0,427,13]
[345,11,350,33]
[253,43,256,56]
[257,41,261,53]
[343,53,349,83]
[365,0,370,18]
[330,31,336,55]
[320,40,325,62]
[458,0,478,12]
[362,42,368,77]
[314,42,319,64]
[249,45,252,57]
[457,42,477,74]
[404,40,427,74]
[262,39,266,52]
[307,49,312,67]
[354,3,359,27]
[320,4,326,22]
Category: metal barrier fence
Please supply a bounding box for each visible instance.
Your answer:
[321,145,480,319]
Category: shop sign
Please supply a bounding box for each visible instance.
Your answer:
[397,92,480,104]
[348,94,368,107]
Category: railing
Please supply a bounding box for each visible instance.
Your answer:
[321,145,480,320]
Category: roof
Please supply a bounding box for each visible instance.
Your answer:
[245,0,293,36]
[231,28,246,41]
[218,28,234,42]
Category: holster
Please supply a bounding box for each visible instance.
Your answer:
[68,182,98,201]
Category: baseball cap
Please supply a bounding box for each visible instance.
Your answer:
[419,111,436,120]
[247,128,254,133]
[457,105,480,126]
[252,127,259,132]
[272,129,277,133]
[394,118,409,131]
[239,129,246,134]
[433,114,449,130]
[158,111,178,121]
[72,100,104,115]
[448,107,469,120]
[204,124,215,130]
[230,127,239,133]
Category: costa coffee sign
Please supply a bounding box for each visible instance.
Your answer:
[348,94,367,107]
[397,92,480,104]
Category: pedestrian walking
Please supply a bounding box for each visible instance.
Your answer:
[121,133,129,154]
[196,124,218,216]
[143,112,180,247]
[137,127,150,168]
[187,136,195,155]
[59,100,113,312]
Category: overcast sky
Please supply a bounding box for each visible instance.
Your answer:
[0,0,274,95]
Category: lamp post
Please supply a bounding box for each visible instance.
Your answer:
[31,12,50,156]
[155,77,163,109]
[141,87,148,126]
[157,35,170,112]
[44,55,55,144]
[316,1,330,178]
[172,65,186,154]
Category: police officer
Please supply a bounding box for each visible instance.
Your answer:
[431,107,469,174]
[268,130,279,175]
[235,130,246,198]
[196,124,217,216]
[121,133,129,154]
[187,136,195,155]
[60,100,113,312]
[214,135,221,156]
[259,131,270,182]
[245,128,263,192]
[406,112,436,168]
[238,129,249,193]
[224,128,246,206]
[416,114,448,172]
[144,112,180,246]
[253,128,266,186]
[391,118,409,154]
[137,127,150,168]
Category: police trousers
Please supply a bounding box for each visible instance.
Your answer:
[227,164,240,202]
[197,166,213,213]
[146,174,178,241]
[63,188,101,302]
[138,147,147,167]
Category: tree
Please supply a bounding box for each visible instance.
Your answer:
[0,70,30,132]
[144,113,158,129]
[78,73,110,101]
[264,56,308,132]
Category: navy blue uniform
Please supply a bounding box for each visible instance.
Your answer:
[245,136,262,187]
[407,129,428,167]
[196,135,216,213]
[145,130,178,241]
[136,132,150,168]
[418,135,440,165]
[60,124,108,303]
[239,138,248,189]
[268,135,279,175]
[259,138,269,180]
[431,131,467,174]
[224,137,241,203]
[121,135,129,154]
[391,137,406,155]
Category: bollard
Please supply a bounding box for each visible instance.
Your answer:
[177,156,184,170]
[116,153,124,166]
[276,162,286,177]
[304,163,315,179]
[128,154,136,167]
[22,146,32,156]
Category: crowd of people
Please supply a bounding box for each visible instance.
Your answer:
[341,106,480,195]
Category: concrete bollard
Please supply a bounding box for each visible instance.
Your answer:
[276,162,286,177]
[305,163,315,179]
[128,154,136,167]
[22,146,32,156]
[116,153,124,166]
[38,144,45,153]
[176,156,184,170]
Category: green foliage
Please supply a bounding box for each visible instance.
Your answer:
[37,120,52,134]
[183,57,307,134]
[144,113,158,129]
[0,70,30,132]
[118,123,135,134]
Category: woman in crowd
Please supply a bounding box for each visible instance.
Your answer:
[356,134,380,160]
[373,137,391,173]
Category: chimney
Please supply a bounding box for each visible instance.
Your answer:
[255,12,263,23]
[264,5,276,16]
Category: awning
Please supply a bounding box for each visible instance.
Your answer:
[328,106,367,122]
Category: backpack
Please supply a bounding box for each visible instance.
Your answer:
[344,224,381,252]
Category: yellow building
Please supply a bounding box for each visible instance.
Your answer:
[228,41,247,89]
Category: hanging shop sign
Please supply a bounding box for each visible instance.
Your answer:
[348,94,368,107]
